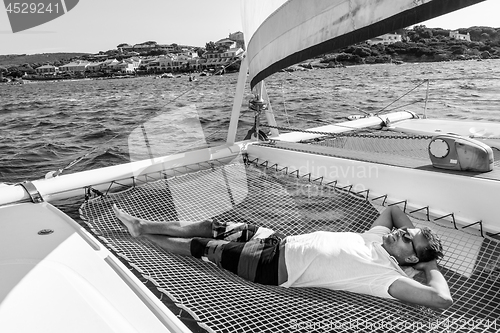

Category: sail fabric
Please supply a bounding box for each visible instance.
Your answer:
[241,0,486,89]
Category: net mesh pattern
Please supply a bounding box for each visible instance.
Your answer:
[311,135,500,168]
[80,161,499,333]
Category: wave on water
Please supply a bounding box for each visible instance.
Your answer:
[85,148,129,169]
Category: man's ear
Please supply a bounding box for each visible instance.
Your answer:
[405,255,419,264]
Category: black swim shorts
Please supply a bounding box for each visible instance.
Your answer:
[190,220,284,285]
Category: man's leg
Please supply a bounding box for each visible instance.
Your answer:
[113,205,282,285]
[113,204,212,238]
[143,234,193,256]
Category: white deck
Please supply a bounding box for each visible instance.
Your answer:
[390,118,500,149]
[0,202,191,333]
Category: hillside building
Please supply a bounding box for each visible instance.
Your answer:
[367,33,402,45]
[449,31,471,41]
[35,65,59,75]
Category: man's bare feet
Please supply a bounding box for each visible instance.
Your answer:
[112,204,143,237]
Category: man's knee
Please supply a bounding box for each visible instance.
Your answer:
[190,237,207,258]
[199,219,214,235]
[190,237,228,268]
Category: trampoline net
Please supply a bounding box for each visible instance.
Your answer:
[310,134,500,168]
[80,159,499,333]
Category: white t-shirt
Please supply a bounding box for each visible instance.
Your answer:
[281,226,408,299]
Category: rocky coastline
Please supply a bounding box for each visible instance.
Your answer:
[2,26,499,82]
[291,26,500,70]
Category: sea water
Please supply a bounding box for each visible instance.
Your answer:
[1,59,499,185]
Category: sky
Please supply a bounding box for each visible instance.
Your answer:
[0,0,498,55]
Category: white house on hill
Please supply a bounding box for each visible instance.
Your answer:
[367,33,402,45]
[59,61,90,73]
[449,31,471,41]
[35,65,59,74]
[215,38,237,50]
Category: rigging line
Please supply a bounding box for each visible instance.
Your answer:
[282,69,371,114]
[375,79,428,115]
[378,99,425,114]
[48,89,187,177]
[281,81,291,127]
[282,69,332,94]
[257,77,424,132]
[261,118,388,135]
[248,79,341,126]
[180,128,226,151]
[51,133,122,177]
[351,105,372,116]
[141,124,154,160]
[158,56,244,111]
[244,107,330,125]
[261,123,432,139]
[125,57,244,152]
[281,70,378,117]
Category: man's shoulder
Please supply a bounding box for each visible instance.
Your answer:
[364,225,391,235]
[359,226,390,246]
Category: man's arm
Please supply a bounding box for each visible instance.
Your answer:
[371,206,414,230]
[388,260,453,309]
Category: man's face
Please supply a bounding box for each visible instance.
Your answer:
[382,227,429,265]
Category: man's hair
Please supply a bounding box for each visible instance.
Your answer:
[418,227,444,262]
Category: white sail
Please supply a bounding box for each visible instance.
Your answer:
[242,0,486,88]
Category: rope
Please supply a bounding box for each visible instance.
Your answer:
[259,107,331,125]
[376,79,428,115]
[140,125,154,160]
[382,100,425,113]
[46,133,121,178]
[282,69,372,116]
[274,70,428,129]
[280,81,291,126]
[282,69,331,94]
[260,123,433,140]
[47,57,244,176]
[260,74,500,144]
[158,57,240,108]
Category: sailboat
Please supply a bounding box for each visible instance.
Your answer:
[1,1,498,332]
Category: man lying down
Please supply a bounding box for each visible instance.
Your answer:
[113,204,452,309]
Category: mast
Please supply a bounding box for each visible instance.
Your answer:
[226,56,249,145]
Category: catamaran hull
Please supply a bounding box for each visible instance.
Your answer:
[0,202,191,333]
